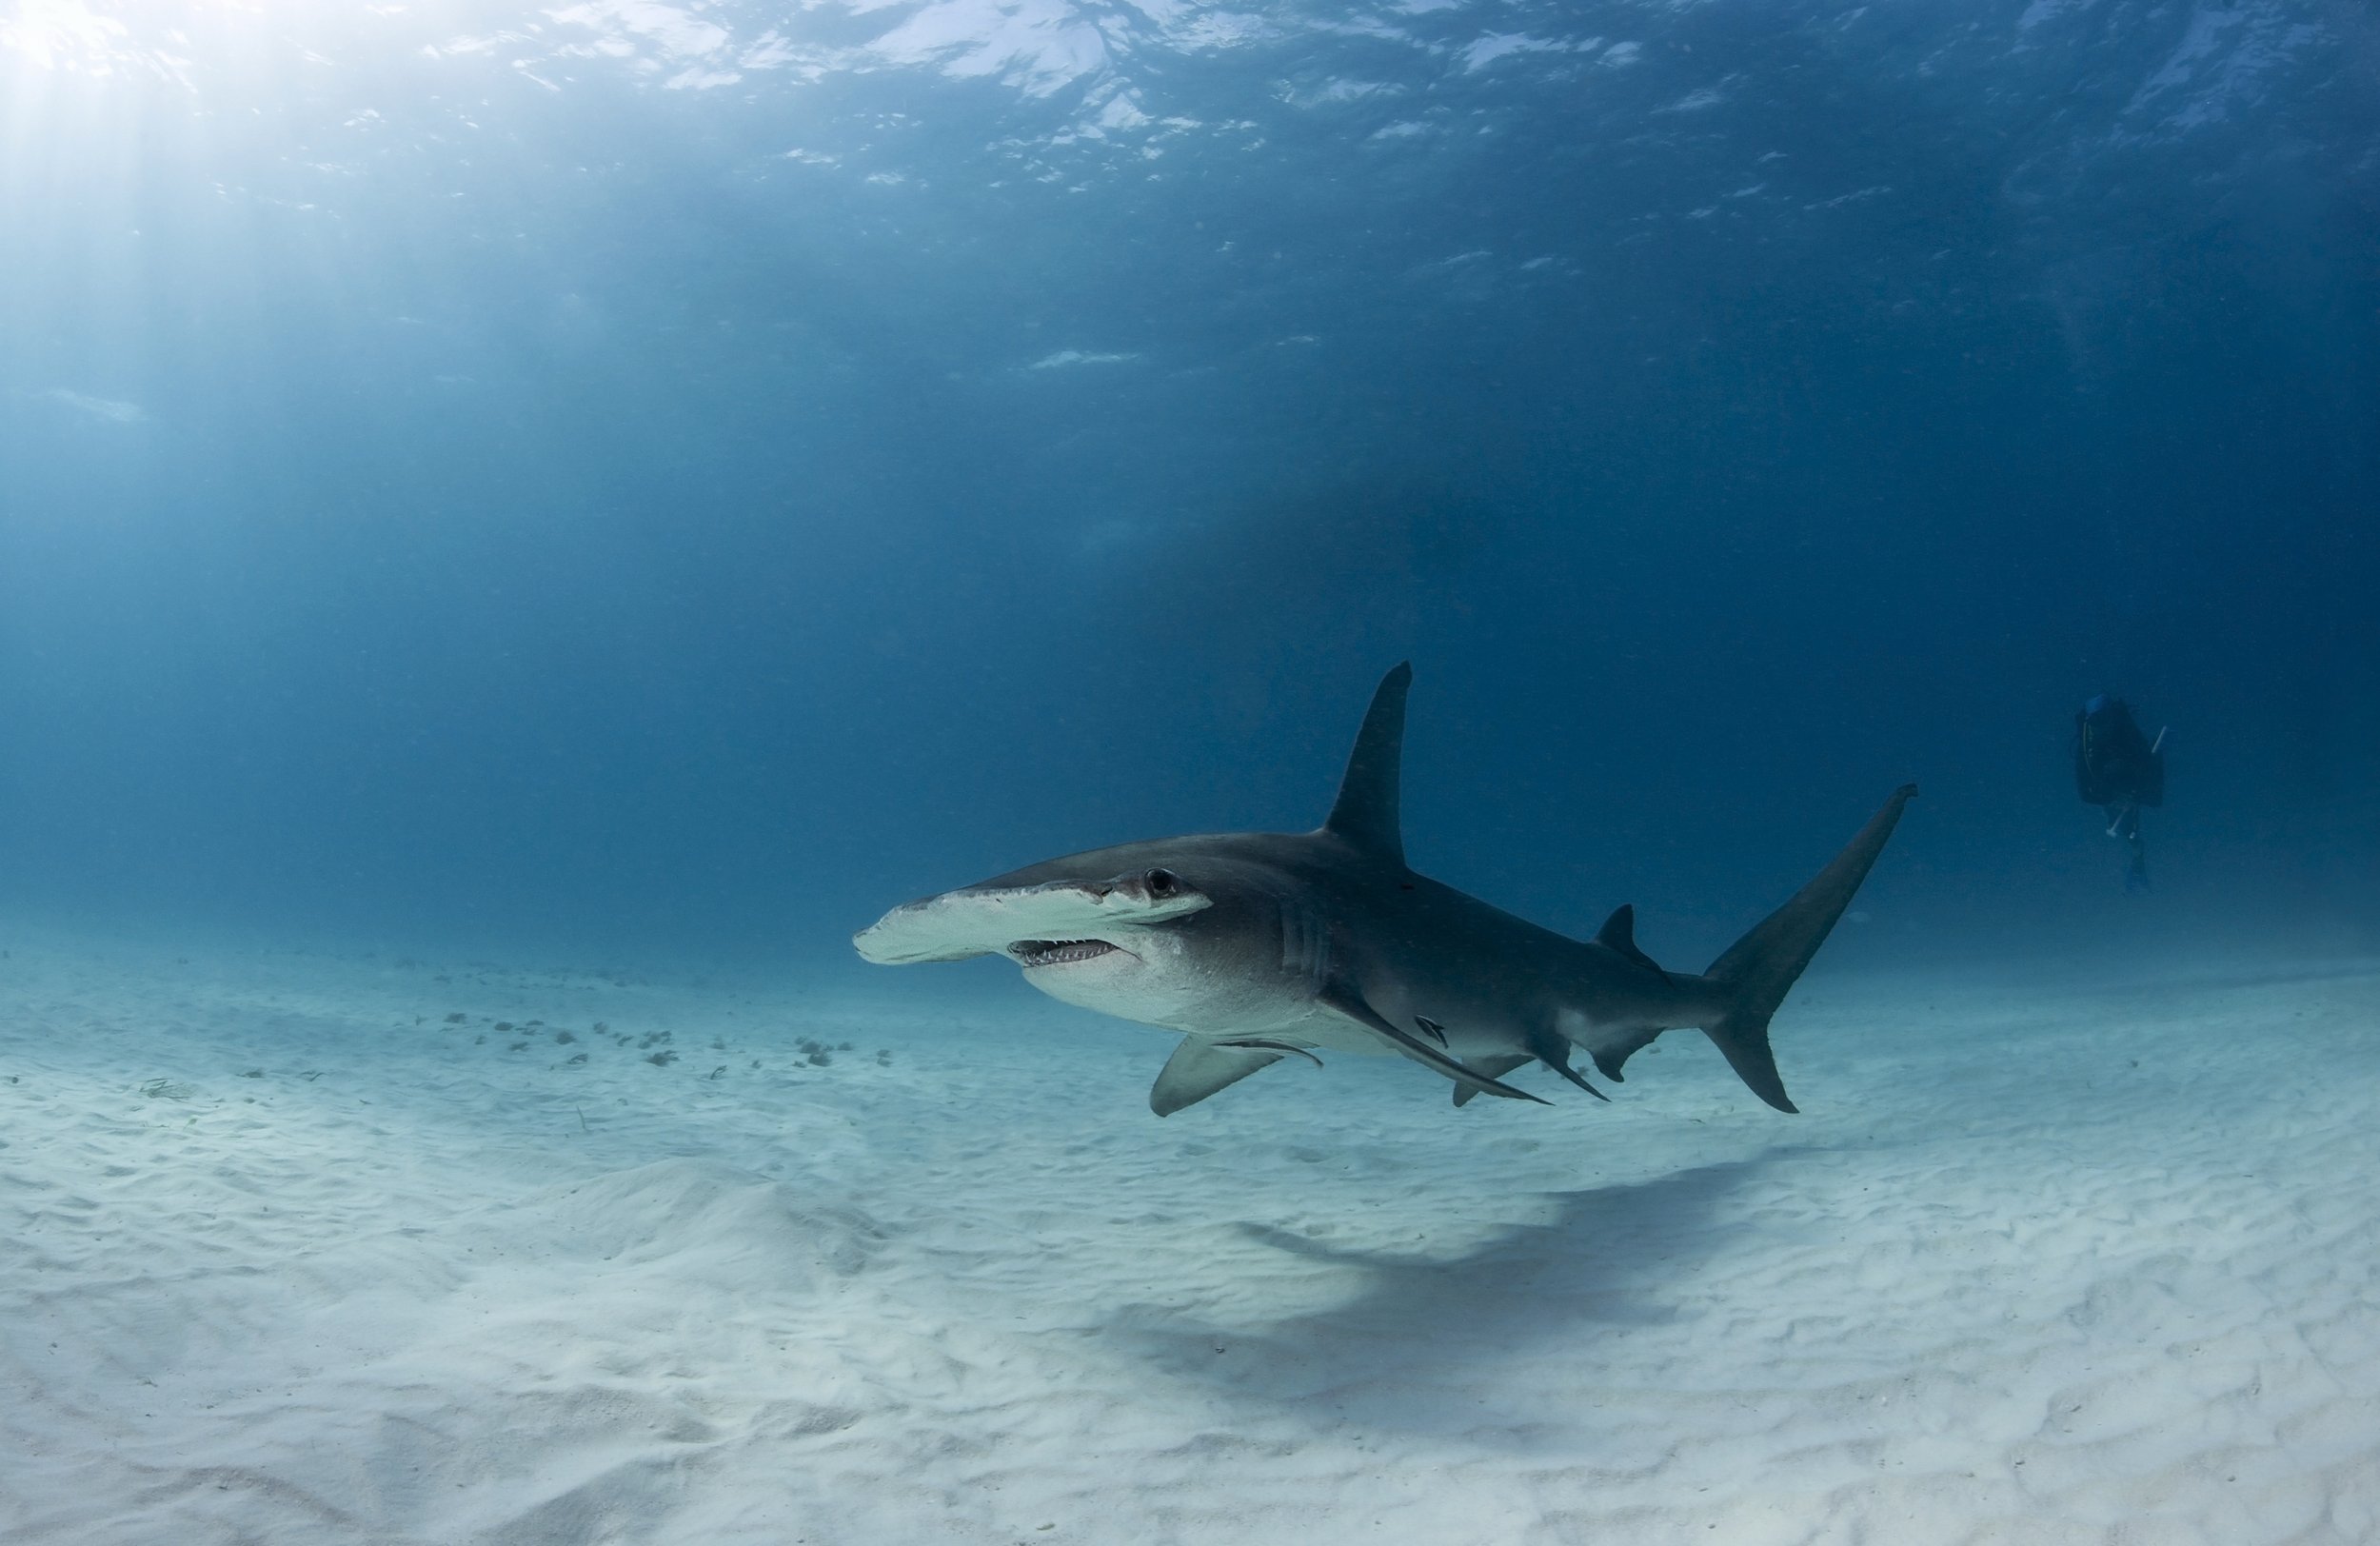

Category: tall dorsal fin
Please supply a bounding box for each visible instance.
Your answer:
[1322,663,1411,864]
[1593,903,1665,975]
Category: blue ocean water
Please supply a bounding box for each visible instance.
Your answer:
[9,14,2380,1541]
[1,0,2374,976]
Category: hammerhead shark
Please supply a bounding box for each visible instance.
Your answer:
[855,665,1914,1117]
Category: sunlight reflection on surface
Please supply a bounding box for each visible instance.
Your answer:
[2,0,142,77]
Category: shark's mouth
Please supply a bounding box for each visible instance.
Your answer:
[1011,939,1123,969]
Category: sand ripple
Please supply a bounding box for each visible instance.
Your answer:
[3,937,2376,1543]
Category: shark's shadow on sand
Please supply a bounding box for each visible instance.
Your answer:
[1106,1147,1815,1431]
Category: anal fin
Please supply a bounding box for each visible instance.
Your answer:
[1452,1055,1532,1107]
[1526,1028,1610,1101]
[1587,1025,1664,1083]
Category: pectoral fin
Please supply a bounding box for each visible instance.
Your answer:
[1150,1039,1286,1117]
[1320,982,1550,1105]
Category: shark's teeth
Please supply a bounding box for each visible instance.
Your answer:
[1011,939,1121,968]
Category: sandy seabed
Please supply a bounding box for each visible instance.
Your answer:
[2,930,2375,1546]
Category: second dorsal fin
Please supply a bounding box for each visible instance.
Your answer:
[1322,663,1412,865]
[1594,903,1665,975]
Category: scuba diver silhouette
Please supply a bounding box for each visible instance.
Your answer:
[2075,694,2167,891]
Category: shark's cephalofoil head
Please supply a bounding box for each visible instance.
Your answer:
[853,866,1213,972]
[859,839,1340,1037]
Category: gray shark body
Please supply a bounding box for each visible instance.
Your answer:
[856,665,1915,1117]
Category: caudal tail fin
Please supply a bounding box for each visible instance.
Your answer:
[1699,784,1918,1113]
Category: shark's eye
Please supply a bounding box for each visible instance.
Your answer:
[1143,867,1181,898]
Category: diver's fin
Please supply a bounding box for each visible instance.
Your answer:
[1322,663,1412,865]
[1150,1040,1284,1116]
[1592,904,1665,975]
[1452,1055,1533,1107]
[1320,980,1548,1104]
[1699,783,1917,1114]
